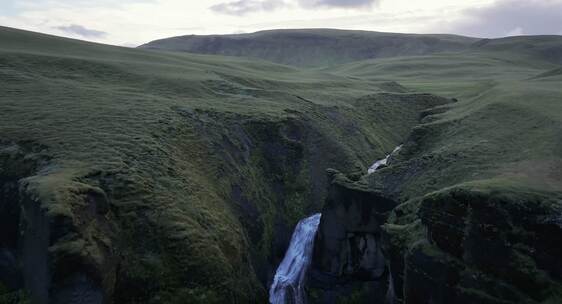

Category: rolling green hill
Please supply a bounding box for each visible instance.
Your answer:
[328,48,562,197]
[1,25,561,304]
[139,29,562,68]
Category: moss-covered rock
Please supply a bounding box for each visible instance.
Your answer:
[384,185,562,304]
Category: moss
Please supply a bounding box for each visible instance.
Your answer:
[334,286,371,304]
[542,285,562,304]
[0,284,31,304]
[154,287,225,304]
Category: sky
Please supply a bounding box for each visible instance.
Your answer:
[1,0,561,46]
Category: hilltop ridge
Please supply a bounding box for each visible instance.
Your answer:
[140,28,562,67]
[139,28,478,67]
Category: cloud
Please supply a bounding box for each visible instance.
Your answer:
[210,0,378,16]
[449,0,562,37]
[210,0,287,16]
[298,0,377,9]
[54,24,107,38]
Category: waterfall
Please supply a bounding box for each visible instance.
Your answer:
[368,145,402,174]
[269,213,322,304]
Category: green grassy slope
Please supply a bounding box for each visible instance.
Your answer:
[326,47,562,197]
[0,26,451,303]
[320,35,562,304]
[139,28,477,67]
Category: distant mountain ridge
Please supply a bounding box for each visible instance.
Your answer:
[139,29,479,67]
[140,29,562,67]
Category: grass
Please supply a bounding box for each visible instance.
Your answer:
[0,26,444,302]
[333,48,562,198]
[1,25,561,302]
[140,28,478,67]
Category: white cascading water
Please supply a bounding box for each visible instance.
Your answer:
[269,213,322,304]
[368,145,403,174]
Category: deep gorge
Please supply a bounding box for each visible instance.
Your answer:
[2,26,562,304]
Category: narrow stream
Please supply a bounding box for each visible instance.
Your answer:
[269,213,322,304]
[368,145,402,175]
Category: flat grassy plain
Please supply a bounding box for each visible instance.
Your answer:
[1,26,561,303]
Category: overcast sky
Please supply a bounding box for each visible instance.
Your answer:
[1,0,561,46]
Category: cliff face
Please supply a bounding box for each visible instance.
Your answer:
[388,187,562,304]
[309,91,562,303]
[312,171,395,281]
[0,141,117,304]
[311,172,562,304]
[309,171,397,303]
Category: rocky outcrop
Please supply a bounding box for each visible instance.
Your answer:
[384,186,562,304]
[0,141,50,303]
[0,141,117,304]
[309,170,398,303]
[309,165,562,304]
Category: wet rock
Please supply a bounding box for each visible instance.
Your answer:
[313,171,396,280]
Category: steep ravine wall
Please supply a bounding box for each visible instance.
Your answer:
[310,160,562,304]
[0,141,48,303]
[174,107,360,288]
[384,187,562,304]
[1,92,453,303]
[307,97,455,304]
[0,108,386,304]
[309,170,398,303]
[309,134,562,304]
[170,92,452,300]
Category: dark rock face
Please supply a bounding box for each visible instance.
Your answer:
[385,187,562,304]
[0,141,49,303]
[310,170,398,303]
[0,142,114,304]
[19,187,51,304]
[311,166,562,304]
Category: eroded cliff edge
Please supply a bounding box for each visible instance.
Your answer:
[310,124,562,304]
[309,170,397,303]
[0,92,451,303]
[312,171,562,303]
